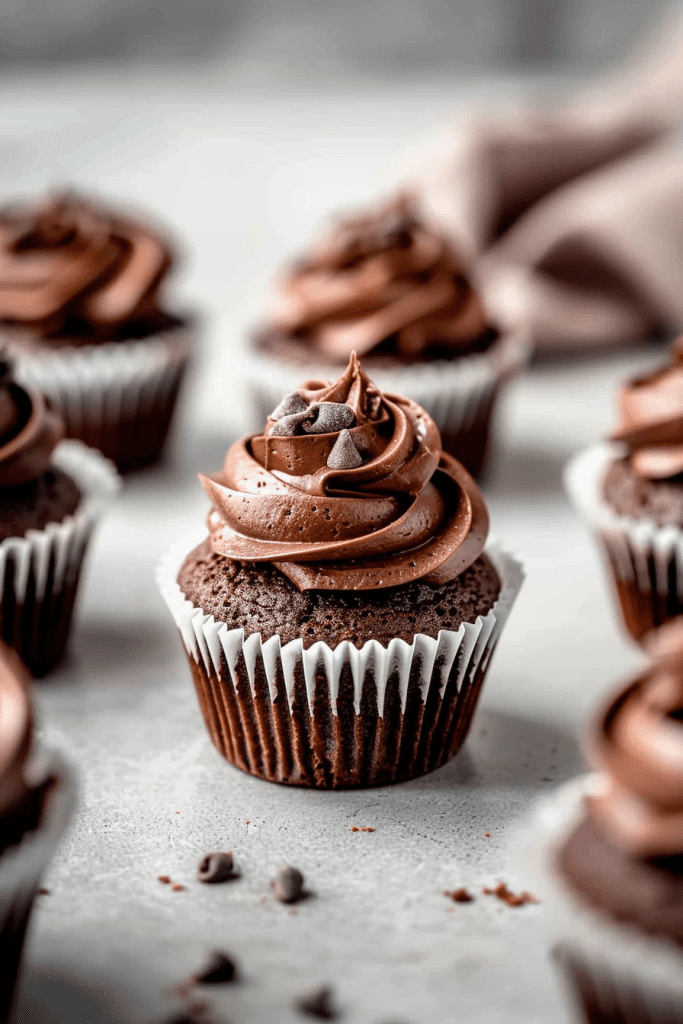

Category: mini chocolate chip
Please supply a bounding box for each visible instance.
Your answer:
[270,409,312,436]
[327,429,362,470]
[302,402,355,434]
[194,950,238,985]
[294,985,338,1020]
[271,864,305,904]
[271,392,308,420]
[197,851,236,884]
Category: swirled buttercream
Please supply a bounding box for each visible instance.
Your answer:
[266,195,490,362]
[0,359,63,486]
[0,192,173,338]
[611,337,683,479]
[200,353,488,591]
[587,617,683,857]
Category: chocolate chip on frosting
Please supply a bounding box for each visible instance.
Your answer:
[270,410,313,436]
[271,392,308,420]
[302,401,355,435]
[327,429,362,470]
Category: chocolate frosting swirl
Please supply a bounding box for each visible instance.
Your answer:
[610,337,683,479]
[201,353,489,591]
[587,617,683,858]
[0,192,173,338]
[0,358,63,486]
[268,195,489,361]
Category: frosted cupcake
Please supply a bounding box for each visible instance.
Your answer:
[245,195,529,478]
[531,619,683,1024]
[0,356,119,675]
[0,192,193,470]
[0,646,75,1021]
[566,337,683,644]
[158,353,523,788]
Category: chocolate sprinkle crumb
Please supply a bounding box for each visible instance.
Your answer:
[271,392,308,420]
[194,951,239,985]
[294,984,338,1020]
[482,882,539,907]
[197,852,236,884]
[327,429,362,470]
[444,888,474,903]
[271,865,305,904]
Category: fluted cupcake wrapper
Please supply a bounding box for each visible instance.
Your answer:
[0,440,120,676]
[7,325,192,471]
[522,776,683,1024]
[564,443,683,644]
[0,751,76,1023]
[157,533,523,788]
[243,326,530,478]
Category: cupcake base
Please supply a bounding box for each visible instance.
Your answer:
[158,535,523,788]
[0,441,119,676]
[8,324,192,472]
[564,443,683,644]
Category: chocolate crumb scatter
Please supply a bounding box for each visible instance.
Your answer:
[444,887,474,903]
[482,882,539,907]
[271,864,305,904]
[349,826,375,832]
[294,984,338,1020]
[158,875,171,884]
[197,851,236,884]
[194,950,239,985]
[484,832,491,838]
[171,883,185,892]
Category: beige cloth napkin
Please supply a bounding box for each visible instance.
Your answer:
[417,11,683,352]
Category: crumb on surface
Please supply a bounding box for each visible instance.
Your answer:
[349,826,375,832]
[444,888,474,903]
[483,883,539,907]
[158,875,171,884]
[38,887,50,895]
[484,832,491,838]
[171,883,185,892]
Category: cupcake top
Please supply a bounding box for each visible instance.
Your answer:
[610,337,683,481]
[261,195,491,364]
[201,353,489,590]
[0,192,176,342]
[0,356,63,487]
[587,618,683,859]
[0,644,32,826]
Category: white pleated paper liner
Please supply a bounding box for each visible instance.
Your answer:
[7,324,192,471]
[157,532,524,788]
[565,442,683,644]
[0,750,76,1023]
[0,439,120,677]
[243,326,530,478]
[522,776,683,1024]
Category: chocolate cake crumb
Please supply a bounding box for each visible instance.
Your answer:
[294,985,338,1020]
[271,865,305,904]
[444,888,474,903]
[484,833,491,838]
[349,826,375,832]
[194,951,239,985]
[158,875,171,884]
[171,884,185,892]
[482,883,539,907]
[197,852,236,884]
[38,887,50,895]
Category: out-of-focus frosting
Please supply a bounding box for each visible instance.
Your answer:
[0,358,63,486]
[0,644,32,820]
[200,353,489,591]
[267,195,490,362]
[588,617,683,858]
[611,336,683,479]
[0,192,173,338]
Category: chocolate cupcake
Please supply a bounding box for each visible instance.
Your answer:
[0,192,194,471]
[158,353,523,788]
[566,337,683,644]
[0,646,76,1022]
[529,619,683,1024]
[0,357,119,675]
[245,195,529,478]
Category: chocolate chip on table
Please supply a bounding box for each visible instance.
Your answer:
[302,402,355,435]
[197,852,236,884]
[271,393,309,420]
[294,985,338,1020]
[194,950,239,985]
[327,430,362,470]
[271,864,305,904]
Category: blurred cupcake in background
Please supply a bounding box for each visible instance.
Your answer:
[566,336,683,644]
[0,191,194,471]
[528,618,683,1024]
[0,355,119,676]
[245,194,529,478]
[0,644,75,1022]
[158,353,523,788]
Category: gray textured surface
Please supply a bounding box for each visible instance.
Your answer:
[0,66,654,1024]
